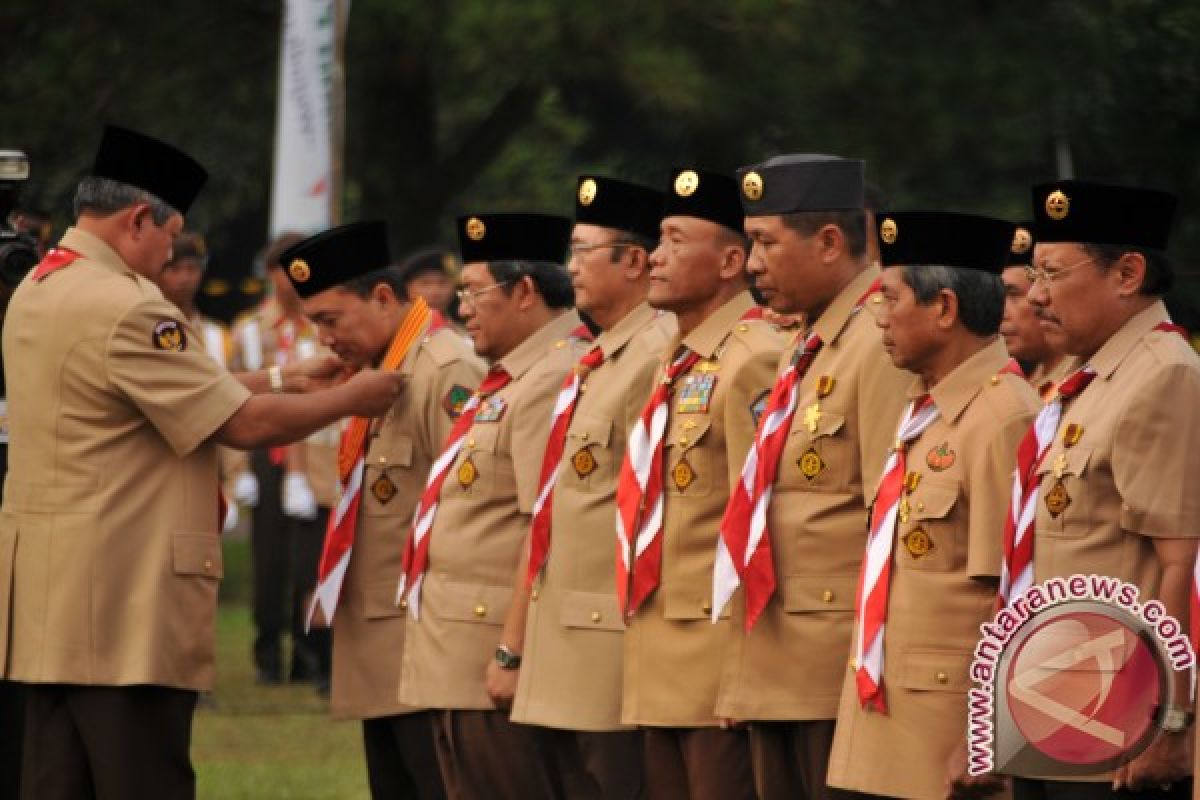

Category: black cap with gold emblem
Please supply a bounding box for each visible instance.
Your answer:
[736,154,865,216]
[575,176,664,241]
[279,220,391,298]
[457,213,572,264]
[1005,222,1036,267]
[91,125,208,214]
[662,167,744,234]
[877,211,1015,274]
[1032,180,1176,250]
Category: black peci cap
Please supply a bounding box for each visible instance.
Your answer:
[662,167,744,234]
[279,220,391,298]
[91,125,208,214]
[1032,180,1176,250]
[737,154,865,216]
[574,176,664,241]
[877,211,1015,274]
[457,213,572,264]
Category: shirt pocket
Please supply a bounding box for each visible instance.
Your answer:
[172,532,223,580]
[664,416,713,498]
[1035,446,1094,538]
[363,578,406,620]
[453,424,508,499]
[781,409,849,492]
[558,589,624,632]
[562,414,615,493]
[363,435,414,517]
[436,580,512,626]
[896,648,971,692]
[781,574,857,613]
[895,480,958,573]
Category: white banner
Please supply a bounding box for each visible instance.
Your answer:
[268,0,346,237]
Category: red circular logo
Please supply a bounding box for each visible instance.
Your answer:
[1005,610,1161,768]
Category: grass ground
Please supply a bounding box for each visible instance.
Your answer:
[193,535,370,799]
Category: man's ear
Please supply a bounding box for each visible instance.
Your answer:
[514,274,538,311]
[127,203,153,238]
[371,281,399,307]
[1113,251,1148,297]
[935,287,960,331]
[718,245,747,281]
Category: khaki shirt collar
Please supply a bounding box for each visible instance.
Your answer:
[679,290,758,359]
[917,337,1010,425]
[497,309,583,381]
[811,265,883,347]
[59,227,136,278]
[596,302,659,360]
[1086,300,1169,381]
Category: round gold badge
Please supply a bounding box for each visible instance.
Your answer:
[579,178,598,206]
[465,217,487,241]
[1045,189,1070,221]
[1045,479,1071,517]
[674,170,700,198]
[372,474,397,505]
[457,457,478,489]
[880,218,898,245]
[903,528,933,559]
[672,459,695,491]
[572,447,597,478]
[288,258,311,283]
[1011,227,1033,255]
[741,171,764,202]
[799,448,825,481]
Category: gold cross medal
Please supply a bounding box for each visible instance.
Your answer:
[803,403,822,434]
[458,456,479,489]
[898,496,911,524]
[372,473,397,505]
[1051,452,1068,480]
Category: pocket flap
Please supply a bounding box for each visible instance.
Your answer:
[664,590,731,620]
[172,533,222,579]
[559,590,624,631]
[464,425,501,455]
[1034,447,1093,480]
[566,414,613,449]
[438,580,511,625]
[369,435,414,468]
[666,417,712,452]
[364,578,406,620]
[782,574,857,612]
[792,409,846,440]
[910,482,958,522]
[897,649,971,692]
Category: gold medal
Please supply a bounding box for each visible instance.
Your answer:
[799,448,825,480]
[903,527,934,559]
[1045,479,1071,517]
[1051,453,1068,480]
[899,496,911,525]
[371,473,397,505]
[816,375,836,398]
[1063,423,1083,447]
[803,403,822,434]
[672,458,695,491]
[458,457,478,489]
[572,447,597,478]
[903,471,922,492]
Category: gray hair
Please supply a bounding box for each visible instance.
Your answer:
[901,263,1004,336]
[73,176,178,225]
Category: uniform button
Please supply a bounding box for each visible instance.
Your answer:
[399,599,408,611]
[679,437,690,447]
[467,438,476,448]
[590,611,602,623]
[555,340,567,349]
[737,324,750,333]
[203,559,213,572]
[990,375,1000,386]
[822,590,834,603]
[378,456,387,465]
[916,501,926,512]
[849,658,857,670]
[701,602,713,615]
[474,604,487,618]
[936,671,948,684]
[530,589,539,602]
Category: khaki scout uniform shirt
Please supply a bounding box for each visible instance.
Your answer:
[399,311,587,710]
[512,304,676,732]
[1027,355,1079,404]
[621,291,784,728]
[1033,301,1200,600]
[332,325,484,720]
[827,339,1040,799]
[0,227,251,691]
[715,267,912,721]
[232,300,338,506]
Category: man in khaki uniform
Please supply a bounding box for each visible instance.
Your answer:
[999,223,1074,401]
[284,221,482,799]
[492,176,673,799]
[1014,182,1198,798]
[618,167,783,800]
[827,211,1039,799]
[712,155,910,800]
[231,232,336,686]
[0,125,403,799]
[398,213,587,799]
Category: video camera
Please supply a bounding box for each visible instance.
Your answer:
[0,151,39,291]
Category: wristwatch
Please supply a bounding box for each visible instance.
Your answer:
[268,364,285,393]
[1158,706,1194,733]
[494,645,522,670]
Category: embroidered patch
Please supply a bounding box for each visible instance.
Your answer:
[371,473,397,505]
[676,374,717,414]
[152,319,187,351]
[926,442,955,471]
[443,385,472,419]
[749,389,770,427]
[475,395,507,423]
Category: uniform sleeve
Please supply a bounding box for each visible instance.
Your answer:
[1113,362,1200,538]
[856,344,914,499]
[965,406,1032,579]
[107,300,252,457]
[723,345,784,489]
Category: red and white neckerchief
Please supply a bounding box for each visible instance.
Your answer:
[305,300,434,629]
[31,247,79,281]
[526,345,606,588]
[397,365,513,618]
[854,394,940,712]
[615,346,702,617]
[712,278,882,629]
[997,366,1096,607]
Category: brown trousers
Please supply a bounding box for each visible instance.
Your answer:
[1013,777,1193,800]
[431,709,563,800]
[362,711,447,800]
[21,684,196,800]
[642,726,756,800]
[749,719,850,800]
[535,727,646,800]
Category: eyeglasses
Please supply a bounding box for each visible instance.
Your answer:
[567,240,637,259]
[1024,256,1095,285]
[455,281,511,307]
